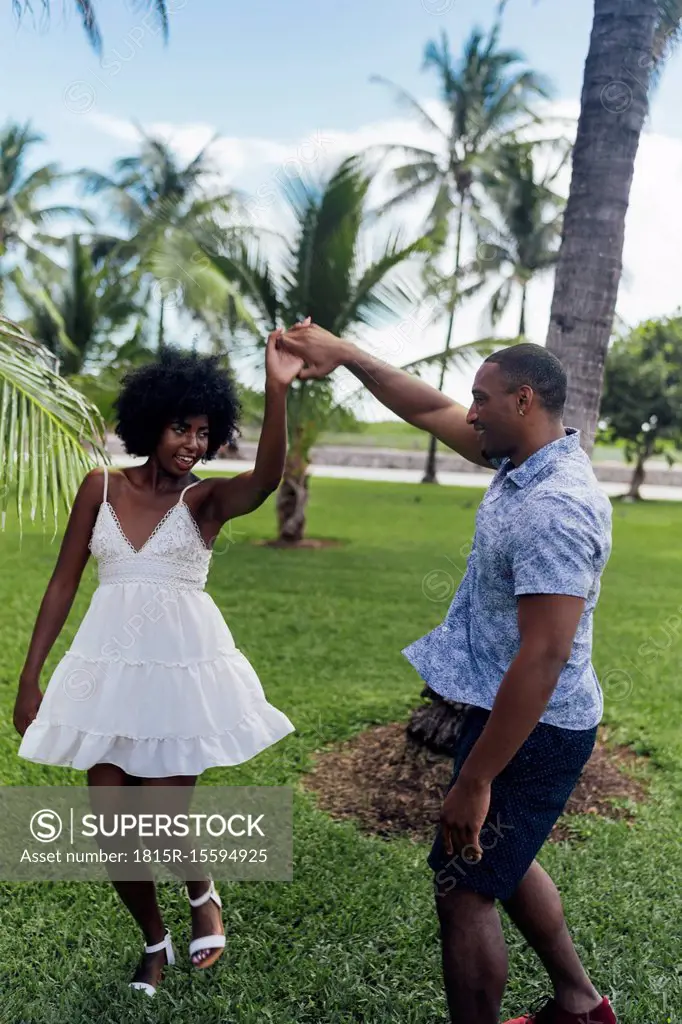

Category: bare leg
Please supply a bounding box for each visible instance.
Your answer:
[502,860,601,1014]
[141,775,224,966]
[435,886,508,1023]
[87,763,168,989]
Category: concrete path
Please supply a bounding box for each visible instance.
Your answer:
[106,454,682,502]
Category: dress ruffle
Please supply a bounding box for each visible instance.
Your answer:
[18,703,294,777]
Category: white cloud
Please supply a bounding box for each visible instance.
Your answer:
[88,103,682,414]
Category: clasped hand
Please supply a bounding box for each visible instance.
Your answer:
[266,317,349,384]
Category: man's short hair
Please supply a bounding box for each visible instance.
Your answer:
[485,343,567,416]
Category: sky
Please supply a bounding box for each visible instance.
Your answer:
[2,0,682,412]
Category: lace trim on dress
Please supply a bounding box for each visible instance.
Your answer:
[104,500,212,555]
[88,497,213,597]
[175,498,213,552]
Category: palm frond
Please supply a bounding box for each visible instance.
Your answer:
[9,269,80,359]
[13,1,169,53]
[31,204,95,226]
[180,133,220,182]
[651,0,682,85]
[10,161,62,199]
[170,232,278,335]
[0,315,107,536]
[370,76,446,137]
[337,232,432,333]
[211,246,279,330]
[489,278,513,326]
[375,174,439,220]
[73,0,102,52]
[328,328,512,418]
[130,0,169,40]
[401,335,519,375]
[78,170,121,196]
[282,156,371,327]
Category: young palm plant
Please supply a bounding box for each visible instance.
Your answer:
[158,156,433,544]
[374,22,553,481]
[0,314,107,536]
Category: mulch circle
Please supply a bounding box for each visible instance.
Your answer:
[302,722,649,845]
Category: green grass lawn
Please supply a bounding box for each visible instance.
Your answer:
[0,479,681,1023]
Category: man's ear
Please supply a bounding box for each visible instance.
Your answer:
[517,385,533,414]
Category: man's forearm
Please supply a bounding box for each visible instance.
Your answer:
[458,648,566,785]
[342,342,461,424]
[338,341,489,466]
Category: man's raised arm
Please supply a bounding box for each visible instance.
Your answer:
[280,323,491,468]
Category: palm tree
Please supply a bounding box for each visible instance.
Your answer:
[81,131,236,350]
[11,233,145,375]
[0,314,107,535]
[0,121,89,300]
[474,142,566,336]
[156,156,436,543]
[11,1,168,52]
[374,21,553,482]
[546,0,681,452]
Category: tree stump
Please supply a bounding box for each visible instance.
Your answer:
[405,685,468,757]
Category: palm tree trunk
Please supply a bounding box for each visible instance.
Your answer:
[276,447,309,543]
[273,385,313,544]
[422,199,466,484]
[545,0,657,455]
[406,686,468,755]
[519,284,527,337]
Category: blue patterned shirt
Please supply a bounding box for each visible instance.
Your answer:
[402,429,613,730]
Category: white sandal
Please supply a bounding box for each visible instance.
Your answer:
[128,930,175,997]
[188,878,226,969]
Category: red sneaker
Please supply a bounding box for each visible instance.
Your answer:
[503,996,616,1024]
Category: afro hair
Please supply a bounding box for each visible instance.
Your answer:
[114,347,241,459]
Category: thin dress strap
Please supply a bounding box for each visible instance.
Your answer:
[102,465,109,504]
[178,479,201,504]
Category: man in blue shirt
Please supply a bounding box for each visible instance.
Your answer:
[280,323,617,1024]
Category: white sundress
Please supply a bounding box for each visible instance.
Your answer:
[18,467,295,778]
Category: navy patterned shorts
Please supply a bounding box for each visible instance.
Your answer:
[428,706,597,901]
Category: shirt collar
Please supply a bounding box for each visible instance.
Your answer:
[504,428,581,489]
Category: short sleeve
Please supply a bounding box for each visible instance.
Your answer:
[512,497,597,599]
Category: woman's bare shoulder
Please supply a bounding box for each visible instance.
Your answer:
[80,466,108,496]
[80,466,129,504]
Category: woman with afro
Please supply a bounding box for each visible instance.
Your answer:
[14,328,305,996]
